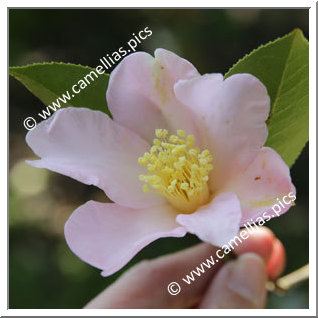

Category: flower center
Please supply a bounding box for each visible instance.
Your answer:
[138,129,213,213]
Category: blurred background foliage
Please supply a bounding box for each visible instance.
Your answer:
[9,9,309,309]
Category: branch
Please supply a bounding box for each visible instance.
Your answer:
[266,264,309,295]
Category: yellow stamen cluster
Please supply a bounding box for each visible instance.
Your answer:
[138,129,213,213]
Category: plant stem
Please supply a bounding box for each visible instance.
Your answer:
[266,264,309,294]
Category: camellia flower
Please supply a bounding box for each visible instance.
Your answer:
[26,49,295,276]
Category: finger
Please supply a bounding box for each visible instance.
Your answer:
[233,227,275,262]
[85,227,281,309]
[266,238,286,280]
[199,253,267,309]
[233,227,286,279]
[85,242,223,309]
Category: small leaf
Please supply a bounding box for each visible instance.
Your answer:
[225,29,309,167]
[9,62,111,116]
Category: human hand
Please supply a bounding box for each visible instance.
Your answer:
[85,227,285,309]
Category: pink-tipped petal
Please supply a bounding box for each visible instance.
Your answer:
[175,73,270,189]
[64,201,186,276]
[106,49,201,144]
[225,147,296,225]
[176,192,242,247]
[26,107,165,209]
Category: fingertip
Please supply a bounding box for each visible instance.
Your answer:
[256,226,276,241]
[199,253,267,308]
[266,238,286,280]
[234,226,275,262]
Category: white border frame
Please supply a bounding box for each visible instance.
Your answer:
[3,1,316,316]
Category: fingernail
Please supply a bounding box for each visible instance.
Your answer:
[227,253,267,308]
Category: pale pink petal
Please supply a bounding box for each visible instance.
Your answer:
[106,49,202,144]
[174,73,224,119]
[26,107,165,209]
[176,192,242,247]
[224,147,296,225]
[64,201,186,276]
[174,73,270,189]
[154,48,200,82]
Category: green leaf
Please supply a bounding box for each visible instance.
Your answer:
[9,62,111,116]
[225,29,309,167]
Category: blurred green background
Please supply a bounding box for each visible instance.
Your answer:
[9,9,309,309]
